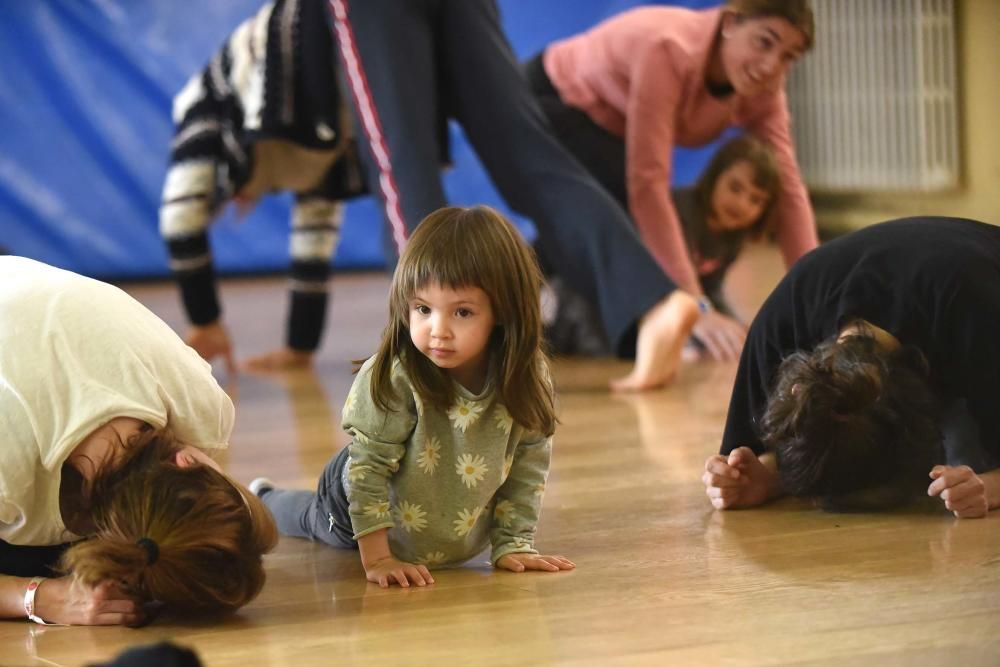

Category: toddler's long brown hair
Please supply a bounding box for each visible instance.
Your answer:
[60,427,278,613]
[369,206,556,436]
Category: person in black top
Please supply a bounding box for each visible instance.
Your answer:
[703,217,1000,517]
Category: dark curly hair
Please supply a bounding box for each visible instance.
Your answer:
[760,324,942,510]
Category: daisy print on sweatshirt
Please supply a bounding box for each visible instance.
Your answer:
[348,461,370,483]
[364,500,391,520]
[453,506,482,537]
[493,499,516,527]
[417,436,441,474]
[494,404,513,434]
[448,396,484,432]
[416,551,447,566]
[394,500,428,533]
[456,453,488,488]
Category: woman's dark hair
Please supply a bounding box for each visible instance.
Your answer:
[760,325,942,510]
[726,0,816,51]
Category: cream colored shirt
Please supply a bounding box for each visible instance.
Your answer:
[0,257,233,545]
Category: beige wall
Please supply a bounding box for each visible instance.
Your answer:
[814,0,1000,232]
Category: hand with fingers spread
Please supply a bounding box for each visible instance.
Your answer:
[33,577,145,626]
[928,465,989,518]
[496,553,575,573]
[364,556,435,589]
[691,309,747,362]
[702,447,781,510]
[185,321,237,376]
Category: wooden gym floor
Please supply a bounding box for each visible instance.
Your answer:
[3,243,998,666]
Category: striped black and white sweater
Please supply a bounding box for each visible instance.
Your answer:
[159,0,366,352]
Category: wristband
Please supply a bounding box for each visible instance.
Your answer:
[696,296,713,314]
[24,576,56,626]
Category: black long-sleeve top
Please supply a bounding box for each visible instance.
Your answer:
[721,217,1000,467]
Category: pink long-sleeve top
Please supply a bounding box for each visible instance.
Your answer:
[543,6,817,294]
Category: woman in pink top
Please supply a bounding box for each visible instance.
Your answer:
[527,0,817,361]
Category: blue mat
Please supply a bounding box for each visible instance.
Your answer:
[0,0,721,279]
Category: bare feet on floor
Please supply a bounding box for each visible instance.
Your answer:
[609,290,699,392]
[243,347,315,373]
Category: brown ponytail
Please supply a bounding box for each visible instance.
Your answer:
[60,428,278,613]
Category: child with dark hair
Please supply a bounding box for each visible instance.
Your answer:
[681,136,781,314]
[547,135,781,359]
[252,206,574,587]
[0,257,277,625]
[703,217,1000,516]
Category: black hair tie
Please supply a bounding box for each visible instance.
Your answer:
[136,538,160,565]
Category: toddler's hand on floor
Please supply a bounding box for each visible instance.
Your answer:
[928,465,988,518]
[365,557,435,588]
[496,553,575,573]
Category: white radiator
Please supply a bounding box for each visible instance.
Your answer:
[786,0,959,191]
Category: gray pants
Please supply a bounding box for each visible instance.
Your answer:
[261,447,356,549]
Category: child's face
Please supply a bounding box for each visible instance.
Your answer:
[409,282,496,391]
[720,15,806,96]
[708,160,771,232]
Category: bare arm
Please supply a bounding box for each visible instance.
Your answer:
[744,92,818,267]
[357,528,393,570]
[0,574,142,626]
[0,574,32,620]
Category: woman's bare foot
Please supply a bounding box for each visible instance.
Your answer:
[610,290,699,392]
[243,347,314,373]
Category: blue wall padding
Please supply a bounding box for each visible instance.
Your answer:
[0,0,722,279]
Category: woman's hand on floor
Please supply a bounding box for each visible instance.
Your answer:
[33,577,144,626]
[928,465,988,518]
[692,310,747,362]
[703,447,780,509]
